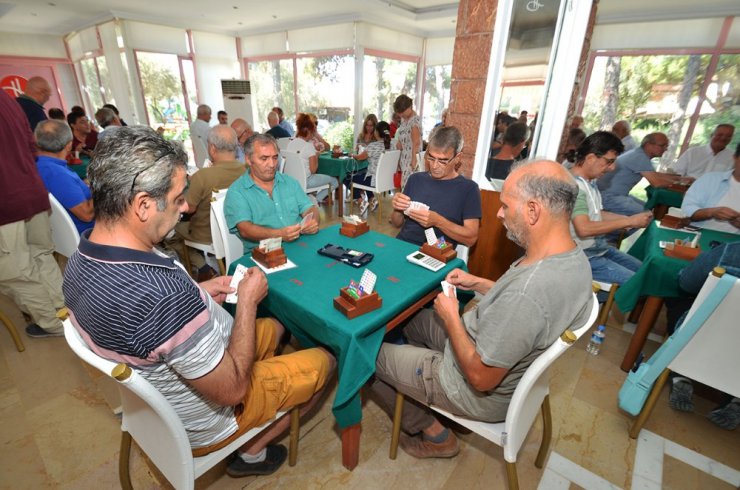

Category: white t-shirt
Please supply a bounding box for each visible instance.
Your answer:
[671,144,734,179]
[702,177,740,234]
[286,137,317,175]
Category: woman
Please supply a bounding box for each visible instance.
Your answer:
[344,121,391,214]
[393,94,421,189]
[306,113,331,152]
[286,113,338,203]
[356,114,378,152]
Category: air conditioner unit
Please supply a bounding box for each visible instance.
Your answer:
[221,79,254,129]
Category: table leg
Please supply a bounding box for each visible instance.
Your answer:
[337,183,344,217]
[621,296,664,372]
[652,204,669,220]
[627,298,645,323]
[341,423,361,470]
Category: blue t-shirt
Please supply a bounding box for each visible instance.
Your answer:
[397,172,482,247]
[597,147,654,197]
[36,155,94,233]
[266,125,290,139]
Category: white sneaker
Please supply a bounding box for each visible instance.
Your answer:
[369,197,378,212]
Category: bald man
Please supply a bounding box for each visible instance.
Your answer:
[371,160,594,459]
[16,76,52,131]
[231,118,254,163]
[173,125,246,279]
[265,111,290,139]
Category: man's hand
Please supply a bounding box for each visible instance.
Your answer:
[280,223,302,242]
[433,291,459,328]
[300,216,319,235]
[730,216,740,229]
[711,207,740,221]
[406,208,438,228]
[627,211,653,230]
[200,275,234,305]
[445,268,477,291]
[392,192,411,212]
[237,267,268,305]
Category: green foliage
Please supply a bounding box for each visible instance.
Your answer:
[324,121,355,152]
[138,59,181,124]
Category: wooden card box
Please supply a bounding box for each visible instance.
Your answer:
[340,221,369,238]
[333,288,382,319]
[660,215,690,229]
[421,243,457,263]
[667,183,690,194]
[252,247,287,269]
[664,243,701,261]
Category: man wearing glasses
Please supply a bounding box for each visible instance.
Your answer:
[597,132,684,216]
[390,126,481,248]
[570,131,653,290]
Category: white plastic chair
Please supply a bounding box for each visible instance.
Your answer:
[350,150,400,220]
[48,193,81,257]
[389,294,599,490]
[181,189,227,277]
[63,318,299,490]
[276,137,292,151]
[210,192,244,274]
[282,150,331,201]
[455,244,469,265]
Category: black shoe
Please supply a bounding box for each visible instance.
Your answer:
[25,323,64,338]
[226,444,287,478]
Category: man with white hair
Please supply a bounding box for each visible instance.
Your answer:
[16,76,51,130]
[231,118,254,163]
[265,111,290,139]
[190,104,212,168]
[612,120,636,152]
[670,124,735,179]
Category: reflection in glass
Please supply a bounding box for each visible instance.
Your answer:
[248,59,295,132]
[362,55,417,124]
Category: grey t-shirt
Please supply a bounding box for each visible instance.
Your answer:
[438,246,593,421]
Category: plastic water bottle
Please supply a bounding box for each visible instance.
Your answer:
[586,325,606,356]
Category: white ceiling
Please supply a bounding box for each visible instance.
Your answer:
[0,0,737,39]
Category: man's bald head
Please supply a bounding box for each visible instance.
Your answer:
[267,111,279,127]
[612,120,630,139]
[207,125,238,162]
[25,76,52,105]
[231,118,253,144]
[508,160,579,218]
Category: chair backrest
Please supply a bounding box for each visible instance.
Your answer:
[282,151,308,191]
[374,150,400,193]
[502,293,598,462]
[48,193,80,257]
[63,319,196,488]
[276,137,292,151]
[209,195,243,271]
[455,244,469,264]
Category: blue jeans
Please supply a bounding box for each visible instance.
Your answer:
[588,247,642,292]
[602,193,646,216]
[307,174,338,202]
[343,169,374,199]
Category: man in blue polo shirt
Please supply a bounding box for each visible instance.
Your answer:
[225,134,319,254]
[34,119,94,233]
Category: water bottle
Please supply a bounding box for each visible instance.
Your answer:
[586,325,606,356]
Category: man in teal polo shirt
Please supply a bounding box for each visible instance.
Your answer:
[225,134,319,254]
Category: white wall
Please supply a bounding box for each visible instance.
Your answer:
[0,32,67,58]
[191,31,242,116]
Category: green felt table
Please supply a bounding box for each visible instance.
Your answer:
[317,153,368,216]
[644,186,684,212]
[230,224,463,429]
[615,221,738,313]
[68,155,90,180]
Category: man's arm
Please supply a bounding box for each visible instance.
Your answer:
[236,220,302,243]
[446,268,494,295]
[390,191,411,228]
[687,206,740,223]
[641,171,688,188]
[187,268,267,406]
[572,212,651,238]
[68,199,95,223]
[300,205,320,234]
[405,209,480,247]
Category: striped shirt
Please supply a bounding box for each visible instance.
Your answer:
[63,230,238,448]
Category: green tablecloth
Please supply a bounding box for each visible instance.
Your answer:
[317,153,368,183]
[230,224,463,428]
[68,155,90,180]
[644,186,684,210]
[615,221,738,312]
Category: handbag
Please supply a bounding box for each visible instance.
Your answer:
[618,273,735,416]
[393,170,402,189]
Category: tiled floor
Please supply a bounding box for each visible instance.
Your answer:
[1,194,739,489]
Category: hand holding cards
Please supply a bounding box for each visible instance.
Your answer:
[226,264,247,304]
[441,280,457,298]
[404,200,430,216]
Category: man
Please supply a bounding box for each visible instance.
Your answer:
[231,118,254,163]
[265,111,290,139]
[271,106,295,137]
[190,104,212,168]
[217,110,228,125]
[569,132,652,289]
[67,111,98,159]
[681,142,740,234]
[48,108,65,120]
[612,120,637,152]
[63,126,334,478]
[391,126,480,248]
[372,160,594,458]
[225,134,319,254]
[0,91,65,338]
[486,122,529,180]
[597,132,680,215]
[94,107,122,130]
[103,103,127,126]
[670,124,735,179]
[16,76,51,131]
[34,120,95,234]
[172,125,246,278]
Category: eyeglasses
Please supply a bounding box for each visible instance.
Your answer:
[129,148,176,196]
[424,152,458,166]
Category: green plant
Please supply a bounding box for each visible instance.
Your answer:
[324,121,355,152]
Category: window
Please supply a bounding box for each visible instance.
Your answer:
[362,54,418,123]
[690,53,740,148]
[422,64,451,138]
[247,59,295,132]
[80,58,105,111]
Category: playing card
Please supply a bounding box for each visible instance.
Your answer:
[226,264,247,303]
[359,269,377,295]
[424,228,437,246]
[441,280,457,298]
[300,214,311,229]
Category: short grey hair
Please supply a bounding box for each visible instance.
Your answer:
[244,133,278,161]
[511,160,579,216]
[88,126,187,222]
[197,104,212,117]
[34,119,73,153]
[428,125,464,154]
[207,126,238,153]
[95,107,117,128]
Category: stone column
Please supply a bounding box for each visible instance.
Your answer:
[446,0,498,178]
